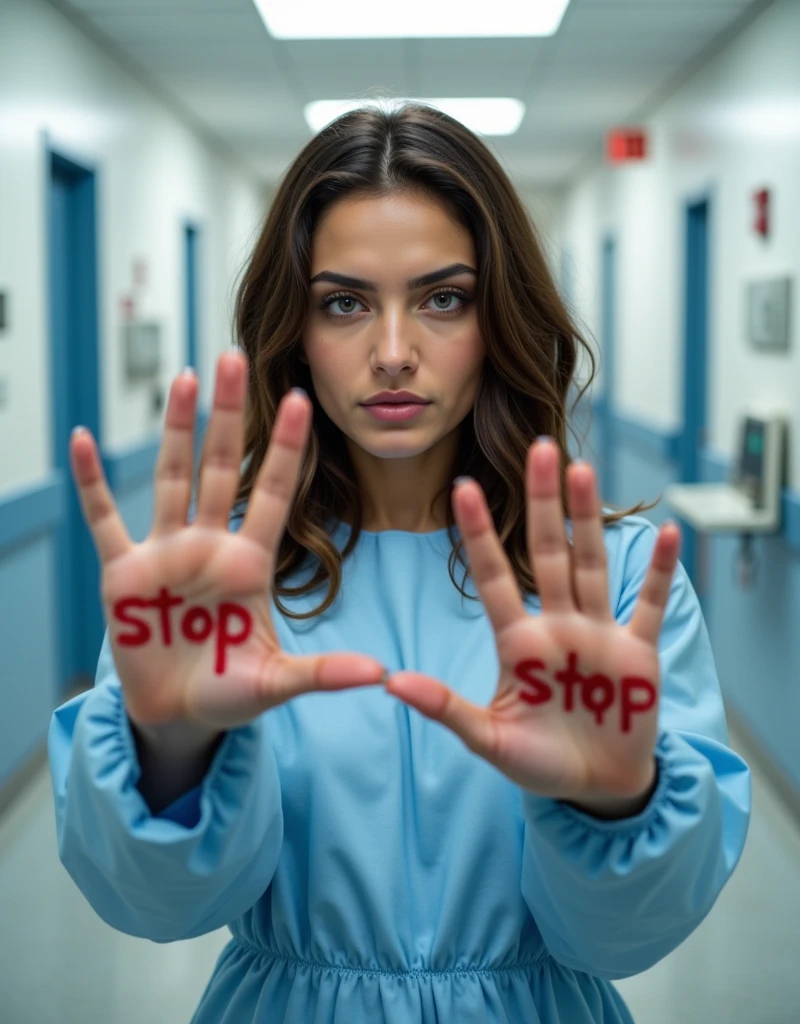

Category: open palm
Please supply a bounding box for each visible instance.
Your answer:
[383,440,680,810]
[69,352,387,737]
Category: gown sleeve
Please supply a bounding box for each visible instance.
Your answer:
[519,518,752,980]
[47,627,284,943]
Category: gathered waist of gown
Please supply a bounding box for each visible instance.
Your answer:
[228,933,555,980]
[190,934,636,1024]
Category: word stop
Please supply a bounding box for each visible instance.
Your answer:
[514,651,656,733]
[112,587,253,675]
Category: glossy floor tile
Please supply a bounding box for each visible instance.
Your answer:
[0,722,797,1024]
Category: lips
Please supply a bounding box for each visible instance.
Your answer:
[361,389,430,405]
[361,397,430,406]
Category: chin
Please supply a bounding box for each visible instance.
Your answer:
[360,440,433,460]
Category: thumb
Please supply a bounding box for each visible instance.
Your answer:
[267,651,389,704]
[384,672,496,757]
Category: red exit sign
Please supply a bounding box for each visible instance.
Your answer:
[606,128,648,163]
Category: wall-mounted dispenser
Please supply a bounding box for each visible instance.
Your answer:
[664,411,788,587]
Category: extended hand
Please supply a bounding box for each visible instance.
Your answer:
[383,439,681,818]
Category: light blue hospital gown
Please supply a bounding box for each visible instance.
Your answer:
[48,513,751,1023]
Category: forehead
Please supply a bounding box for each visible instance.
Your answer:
[311,191,475,266]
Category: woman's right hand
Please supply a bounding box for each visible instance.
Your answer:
[70,350,387,739]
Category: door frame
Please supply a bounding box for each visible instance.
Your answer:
[44,132,103,694]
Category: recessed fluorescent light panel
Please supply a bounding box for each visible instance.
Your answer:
[254,0,570,38]
[305,98,526,136]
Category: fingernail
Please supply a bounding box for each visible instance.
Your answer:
[453,476,473,487]
[291,387,308,398]
[182,365,196,377]
[537,434,554,443]
[71,425,86,439]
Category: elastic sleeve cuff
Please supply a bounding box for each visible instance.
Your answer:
[48,678,285,940]
[108,679,264,838]
[518,729,751,978]
[521,731,673,836]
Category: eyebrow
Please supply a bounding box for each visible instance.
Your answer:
[309,262,477,291]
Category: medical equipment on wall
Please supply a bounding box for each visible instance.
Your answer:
[664,410,788,588]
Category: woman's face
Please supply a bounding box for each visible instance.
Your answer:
[301,190,485,472]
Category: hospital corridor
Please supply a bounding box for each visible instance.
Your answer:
[1,1,799,1022]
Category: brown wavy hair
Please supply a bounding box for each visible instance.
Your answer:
[225,102,658,621]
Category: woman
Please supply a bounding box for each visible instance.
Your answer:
[49,103,751,1023]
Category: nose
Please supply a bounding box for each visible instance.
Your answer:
[370,307,418,374]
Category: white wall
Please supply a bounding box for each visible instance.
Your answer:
[556,0,800,483]
[518,185,568,282]
[0,0,267,493]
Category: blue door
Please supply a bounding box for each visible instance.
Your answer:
[185,223,199,373]
[597,236,617,504]
[679,198,710,598]
[48,148,104,694]
[184,222,208,465]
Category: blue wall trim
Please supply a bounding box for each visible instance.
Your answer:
[0,412,209,554]
[101,436,163,493]
[609,412,682,464]
[0,409,797,552]
[0,473,65,550]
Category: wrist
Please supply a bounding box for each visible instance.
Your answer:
[129,714,223,753]
[563,757,659,821]
[130,716,225,816]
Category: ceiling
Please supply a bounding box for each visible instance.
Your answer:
[53,0,773,191]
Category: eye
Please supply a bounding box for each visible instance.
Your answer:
[422,288,471,315]
[321,293,365,317]
[427,290,465,313]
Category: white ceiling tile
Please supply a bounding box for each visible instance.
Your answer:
[280,39,407,95]
[561,5,748,36]
[67,0,253,11]
[56,0,773,188]
[585,0,752,6]
[168,84,302,136]
[81,9,285,80]
[87,10,266,41]
[415,38,547,95]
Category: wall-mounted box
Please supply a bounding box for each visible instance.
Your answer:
[123,321,161,382]
[0,291,8,332]
[746,277,791,351]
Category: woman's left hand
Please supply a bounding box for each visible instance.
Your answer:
[383,438,681,819]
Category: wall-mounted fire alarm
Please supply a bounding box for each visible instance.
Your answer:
[753,188,770,238]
